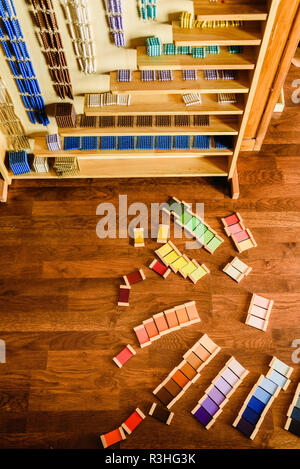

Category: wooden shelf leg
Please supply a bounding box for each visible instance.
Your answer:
[0,179,8,203]
[230,167,239,200]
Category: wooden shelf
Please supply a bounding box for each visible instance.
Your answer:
[194,3,268,21]
[110,70,250,95]
[59,116,240,137]
[172,21,262,46]
[33,137,233,159]
[137,46,256,70]
[84,93,245,116]
[10,155,229,178]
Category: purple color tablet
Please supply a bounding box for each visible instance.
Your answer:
[208,386,226,406]
[221,368,240,387]
[193,406,212,426]
[214,376,232,396]
[201,396,219,416]
[236,417,255,438]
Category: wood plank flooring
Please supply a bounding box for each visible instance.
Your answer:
[0,66,299,449]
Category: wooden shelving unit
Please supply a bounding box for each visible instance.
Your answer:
[0,0,281,197]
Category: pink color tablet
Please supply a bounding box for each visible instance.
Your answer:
[253,294,271,309]
[113,345,135,367]
[233,229,250,243]
[227,222,244,235]
[134,326,150,346]
[251,304,268,319]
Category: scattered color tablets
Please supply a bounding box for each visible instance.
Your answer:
[122,408,146,435]
[113,344,136,368]
[118,285,130,306]
[149,403,174,425]
[100,427,126,449]
[123,269,146,286]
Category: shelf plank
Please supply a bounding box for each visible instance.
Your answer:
[110,70,250,95]
[194,3,268,21]
[58,116,240,137]
[33,136,233,159]
[84,93,245,116]
[172,21,262,46]
[137,46,256,70]
[10,156,229,178]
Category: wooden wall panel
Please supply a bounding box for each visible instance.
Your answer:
[254,6,300,150]
[244,0,300,139]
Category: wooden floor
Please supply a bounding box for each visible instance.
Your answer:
[0,66,300,450]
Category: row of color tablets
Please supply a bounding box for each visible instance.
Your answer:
[222,212,257,253]
[245,293,274,332]
[191,357,249,429]
[155,240,210,284]
[164,196,224,254]
[133,301,201,348]
[233,357,293,440]
[100,408,145,448]
[285,383,300,437]
[153,334,221,409]
[223,256,252,283]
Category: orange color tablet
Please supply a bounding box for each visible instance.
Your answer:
[170,369,190,388]
[193,344,211,362]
